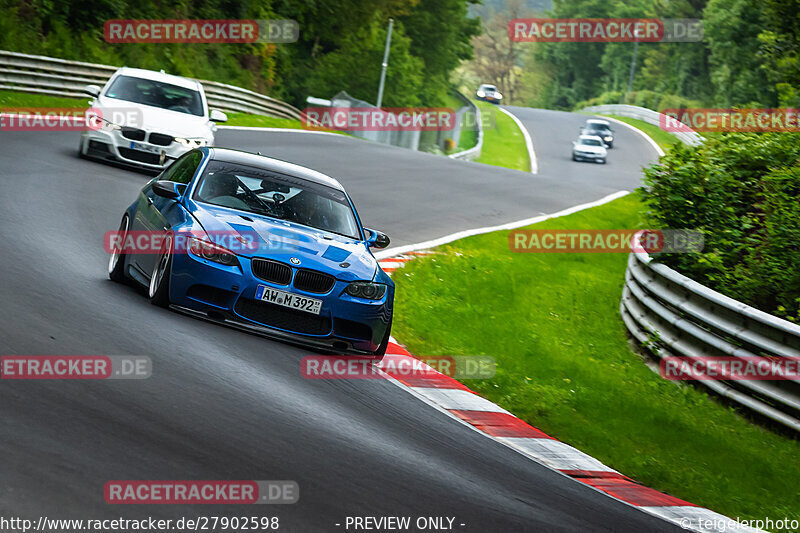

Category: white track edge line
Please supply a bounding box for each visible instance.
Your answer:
[591,114,665,158]
[374,190,629,260]
[497,106,537,174]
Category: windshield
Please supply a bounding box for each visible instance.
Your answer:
[482,85,497,92]
[105,75,204,116]
[587,122,610,131]
[195,161,361,239]
[580,138,603,146]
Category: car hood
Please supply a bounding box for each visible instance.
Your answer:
[189,204,378,282]
[575,144,606,154]
[96,96,213,137]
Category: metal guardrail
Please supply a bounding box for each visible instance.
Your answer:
[621,239,800,433]
[582,104,704,146]
[448,92,482,161]
[0,49,303,120]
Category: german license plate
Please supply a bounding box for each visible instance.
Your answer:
[129,141,161,154]
[255,285,322,315]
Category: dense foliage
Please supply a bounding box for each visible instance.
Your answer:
[641,133,800,320]
[0,0,479,107]
[523,0,800,110]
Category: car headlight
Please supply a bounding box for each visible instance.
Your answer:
[477,91,485,97]
[188,237,239,267]
[175,137,210,147]
[345,281,387,300]
[88,113,121,131]
[604,136,612,140]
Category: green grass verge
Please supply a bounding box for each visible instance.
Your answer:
[392,192,800,521]
[457,122,477,152]
[223,112,303,129]
[474,100,530,171]
[0,90,88,108]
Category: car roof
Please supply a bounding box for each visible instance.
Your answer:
[207,148,346,191]
[112,67,202,91]
[578,134,604,142]
[586,119,610,126]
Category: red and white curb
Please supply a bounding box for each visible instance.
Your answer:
[376,257,761,533]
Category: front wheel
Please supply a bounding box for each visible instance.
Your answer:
[599,158,607,164]
[148,234,173,307]
[108,215,130,283]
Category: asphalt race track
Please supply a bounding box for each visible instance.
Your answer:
[0,111,675,532]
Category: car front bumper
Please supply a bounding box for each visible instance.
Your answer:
[168,252,393,355]
[573,151,605,162]
[81,129,194,170]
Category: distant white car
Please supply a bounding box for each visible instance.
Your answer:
[581,119,614,148]
[79,67,227,170]
[572,134,607,164]
[476,83,503,104]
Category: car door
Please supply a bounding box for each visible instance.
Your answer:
[132,150,203,276]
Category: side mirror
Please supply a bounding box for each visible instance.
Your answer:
[364,228,390,249]
[210,109,228,123]
[83,84,101,98]
[152,180,181,199]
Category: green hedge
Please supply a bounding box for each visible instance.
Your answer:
[641,133,800,321]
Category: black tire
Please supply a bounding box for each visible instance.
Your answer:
[108,215,130,283]
[372,316,393,358]
[572,154,577,161]
[599,158,607,164]
[148,234,173,307]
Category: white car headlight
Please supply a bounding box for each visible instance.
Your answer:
[477,91,485,97]
[175,137,210,147]
[89,113,122,131]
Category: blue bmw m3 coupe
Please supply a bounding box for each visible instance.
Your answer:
[108,147,394,355]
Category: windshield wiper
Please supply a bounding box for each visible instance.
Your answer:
[235,178,284,218]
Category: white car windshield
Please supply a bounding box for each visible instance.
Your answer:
[482,85,497,92]
[195,161,361,239]
[580,139,603,146]
[105,75,204,117]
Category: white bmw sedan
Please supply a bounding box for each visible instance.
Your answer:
[572,134,608,164]
[79,67,227,170]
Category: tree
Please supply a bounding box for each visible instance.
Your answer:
[399,0,481,105]
[704,0,776,106]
